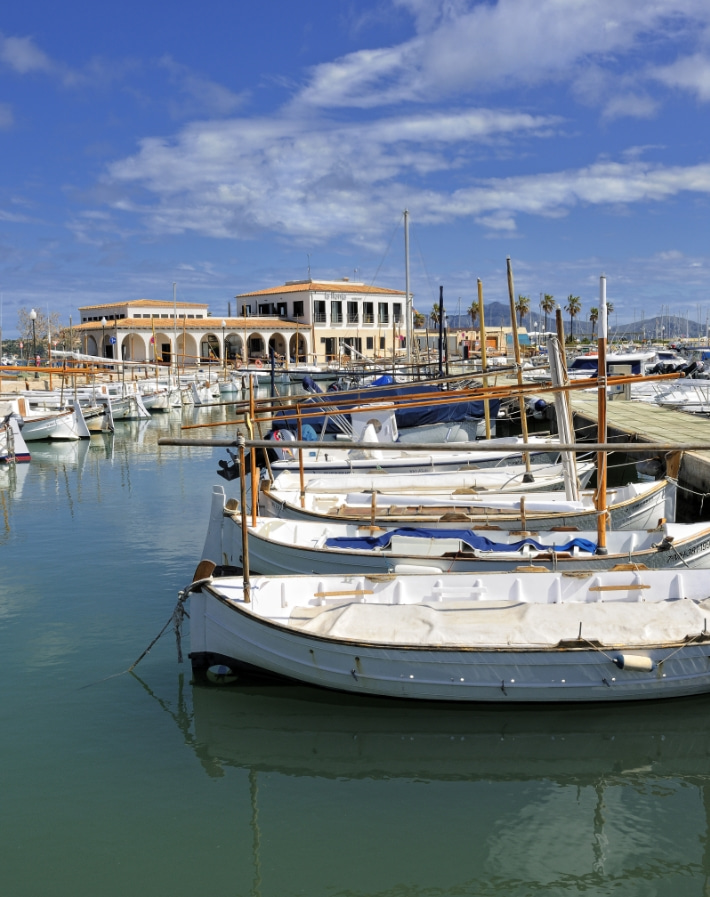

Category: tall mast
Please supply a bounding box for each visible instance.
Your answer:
[404,209,411,366]
[596,275,609,554]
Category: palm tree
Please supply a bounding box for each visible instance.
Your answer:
[413,310,425,329]
[589,307,598,341]
[468,300,480,330]
[565,294,582,339]
[430,303,441,328]
[541,294,556,333]
[515,294,530,328]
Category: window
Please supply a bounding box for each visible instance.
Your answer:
[366,336,374,350]
[347,301,358,324]
[331,301,342,323]
[314,300,326,323]
[379,337,385,350]
[363,302,374,324]
[378,303,389,324]
[277,302,287,317]
[241,304,251,316]
[393,303,402,323]
[293,300,304,318]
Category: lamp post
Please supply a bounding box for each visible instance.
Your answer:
[221,320,227,378]
[101,316,107,358]
[30,308,38,377]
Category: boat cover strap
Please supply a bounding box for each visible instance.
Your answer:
[325,527,598,553]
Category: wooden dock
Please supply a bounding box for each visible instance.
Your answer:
[570,394,710,521]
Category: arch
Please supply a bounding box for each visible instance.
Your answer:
[177,332,199,367]
[200,333,221,364]
[288,333,308,364]
[268,333,288,363]
[246,332,265,361]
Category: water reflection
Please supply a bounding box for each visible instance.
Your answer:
[147,676,710,896]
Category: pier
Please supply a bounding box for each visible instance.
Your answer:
[570,394,710,520]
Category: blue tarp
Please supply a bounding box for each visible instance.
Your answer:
[275,381,500,435]
[325,527,598,554]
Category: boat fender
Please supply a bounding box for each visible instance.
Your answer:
[206,664,238,685]
[613,654,655,672]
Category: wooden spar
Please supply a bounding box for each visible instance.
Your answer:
[506,257,533,477]
[237,436,250,602]
[596,276,609,554]
[555,307,567,376]
[556,308,577,454]
[404,209,411,365]
[249,376,258,527]
[478,278,492,440]
[438,285,445,378]
[158,435,705,453]
[179,366,684,436]
[297,405,305,508]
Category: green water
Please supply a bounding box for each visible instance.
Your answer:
[2,405,710,896]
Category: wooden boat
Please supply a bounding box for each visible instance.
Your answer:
[0,414,31,463]
[1,398,90,441]
[263,460,595,498]
[184,565,710,702]
[259,476,674,531]
[203,485,710,575]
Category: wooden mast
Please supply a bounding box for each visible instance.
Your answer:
[506,257,533,479]
[596,275,609,554]
[477,278,492,440]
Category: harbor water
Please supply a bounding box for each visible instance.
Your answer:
[3,401,710,896]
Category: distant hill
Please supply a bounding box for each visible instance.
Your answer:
[441,309,706,341]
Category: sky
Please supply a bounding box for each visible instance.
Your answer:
[3,0,710,338]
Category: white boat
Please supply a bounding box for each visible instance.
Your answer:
[184,565,710,702]
[262,461,595,497]
[0,397,90,441]
[247,420,564,477]
[259,475,674,531]
[0,414,31,463]
[203,485,710,575]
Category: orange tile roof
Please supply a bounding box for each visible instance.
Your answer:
[78,299,208,311]
[73,317,302,331]
[237,280,405,298]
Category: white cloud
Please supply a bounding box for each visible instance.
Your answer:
[104,106,560,242]
[103,84,710,247]
[0,102,13,129]
[296,0,710,110]
[0,34,54,75]
[158,56,248,118]
[652,53,710,101]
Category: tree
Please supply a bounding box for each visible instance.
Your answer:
[413,310,425,329]
[515,294,530,328]
[430,303,441,327]
[565,294,581,339]
[17,307,63,358]
[468,300,480,330]
[541,294,556,333]
[589,307,598,340]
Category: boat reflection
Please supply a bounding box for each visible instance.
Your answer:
[140,676,710,894]
[184,682,710,783]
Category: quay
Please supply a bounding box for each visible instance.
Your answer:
[570,394,710,521]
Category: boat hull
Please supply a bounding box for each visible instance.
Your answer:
[189,583,710,704]
[260,478,674,532]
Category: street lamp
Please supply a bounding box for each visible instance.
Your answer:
[100,317,107,358]
[29,308,39,377]
[221,320,227,377]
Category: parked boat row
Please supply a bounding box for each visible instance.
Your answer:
[172,277,710,704]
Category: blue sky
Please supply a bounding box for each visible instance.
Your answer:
[3,0,710,337]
